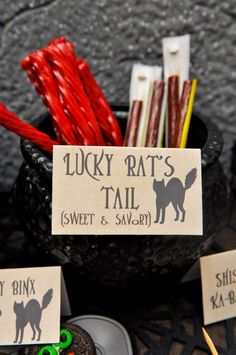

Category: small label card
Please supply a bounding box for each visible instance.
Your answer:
[52,146,202,235]
[200,250,236,325]
[0,266,70,346]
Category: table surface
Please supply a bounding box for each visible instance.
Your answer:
[1,191,236,355]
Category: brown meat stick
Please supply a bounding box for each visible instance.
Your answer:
[145,80,165,147]
[174,80,192,148]
[124,100,143,146]
[167,75,179,147]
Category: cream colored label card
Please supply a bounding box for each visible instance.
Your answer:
[0,266,69,346]
[200,250,236,325]
[52,146,202,235]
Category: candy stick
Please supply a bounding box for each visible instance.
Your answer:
[51,67,102,145]
[21,53,78,145]
[77,58,123,146]
[23,51,85,145]
[0,103,58,153]
[124,100,143,146]
[179,79,197,148]
[43,44,106,145]
[50,37,79,73]
[21,56,44,97]
[50,37,67,45]
[145,80,164,147]
[22,37,123,147]
[167,75,179,147]
[45,42,105,145]
[22,40,106,146]
[21,58,66,145]
[202,328,218,355]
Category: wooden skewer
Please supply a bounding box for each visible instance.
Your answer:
[202,327,219,355]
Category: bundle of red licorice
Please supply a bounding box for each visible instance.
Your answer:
[0,37,123,153]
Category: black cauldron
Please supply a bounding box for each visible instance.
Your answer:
[13,105,228,287]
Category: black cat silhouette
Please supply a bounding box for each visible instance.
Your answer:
[13,288,53,344]
[153,168,197,224]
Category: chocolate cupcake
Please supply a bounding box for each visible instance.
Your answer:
[17,323,96,355]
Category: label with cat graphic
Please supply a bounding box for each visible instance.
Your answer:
[52,146,202,235]
[0,266,70,346]
[200,250,236,325]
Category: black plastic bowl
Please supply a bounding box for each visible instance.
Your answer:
[14,105,228,287]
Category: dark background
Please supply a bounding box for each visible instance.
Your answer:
[0,0,235,191]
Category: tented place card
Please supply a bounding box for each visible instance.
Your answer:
[0,266,70,346]
[200,250,236,325]
[52,146,202,235]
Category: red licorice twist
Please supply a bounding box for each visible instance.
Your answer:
[21,52,78,145]
[77,58,123,146]
[44,43,105,145]
[0,104,58,153]
[21,37,115,147]
[0,37,123,153]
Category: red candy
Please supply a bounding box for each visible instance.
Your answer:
[0,37,123,152]
[0,103,58,154]
[77,58,123,146]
